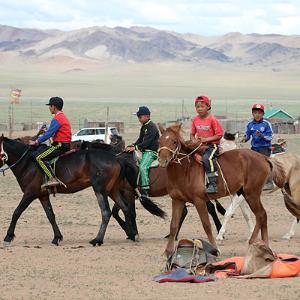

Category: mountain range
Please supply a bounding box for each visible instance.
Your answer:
[1,24,300,68]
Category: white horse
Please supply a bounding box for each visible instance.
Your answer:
[216,134,297,241]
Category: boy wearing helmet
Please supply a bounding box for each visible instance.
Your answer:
[126,106,159,196]
[29,97,72,188]
[244,103,273,189]
[190,96,223,193]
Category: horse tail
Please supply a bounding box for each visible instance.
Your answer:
[267,157,286,188]
[118,157,166,219]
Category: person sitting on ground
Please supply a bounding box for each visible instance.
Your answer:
[243,103,274,190]
[29,97,72,188]
[190,96,223,193]
[126,106,159,196]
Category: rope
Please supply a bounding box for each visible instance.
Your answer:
[216,160,235,202]
[177,142,203,163]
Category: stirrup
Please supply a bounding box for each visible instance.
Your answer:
[205,184,218,193]
[41,179,60,189]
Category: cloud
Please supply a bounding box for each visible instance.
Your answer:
[0,0,300,35]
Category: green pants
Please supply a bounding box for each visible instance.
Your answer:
[139,150,157,189]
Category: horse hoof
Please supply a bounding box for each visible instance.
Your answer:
[3,241,11,248]
[89,239,103,247]
[52,237,63,246]
[135,234,140,242]
[216,235,224,241]
[127,236,135,242]
[4,234,15,244]
[282,234,292,240]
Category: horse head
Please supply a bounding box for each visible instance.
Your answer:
[158,123,183,167]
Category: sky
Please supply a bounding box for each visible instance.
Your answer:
[1,0,300,35]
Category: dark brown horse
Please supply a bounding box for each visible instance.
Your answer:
[0,135,165,246]
[157,124,285,257]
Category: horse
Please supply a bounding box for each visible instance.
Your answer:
[216,138,297,241]
[0,134,166,246]
[157,124,285,257]
[110,152,226,239]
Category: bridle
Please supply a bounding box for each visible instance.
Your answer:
[158,139,203,165]
[0,139,8,163]
[0,140,30,176]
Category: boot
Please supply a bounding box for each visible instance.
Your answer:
[41,177,60,189]
[206,173,218,193]
[263,178,274,191]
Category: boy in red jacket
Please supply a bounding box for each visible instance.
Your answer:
[29,97,71,188]
[190,96,223,193]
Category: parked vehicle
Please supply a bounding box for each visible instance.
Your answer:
[72,127,120,143]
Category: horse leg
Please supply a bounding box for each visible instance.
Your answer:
[89,192,111,246]
[282,218,298,240]
[39,195,63,245]
[4,193,36,244]
[165,204,188,239]
[164,199,185,257]
[194,199,217,249]
[216,194,243,241]
[207,200,222,233]
[244,193,268,245]
[111,189,136,241]
[112,204,127,233]
[215,200,226,216]
[239,198,255,240]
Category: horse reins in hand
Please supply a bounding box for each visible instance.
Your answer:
[0,143,30,176]
[176,142,203,163]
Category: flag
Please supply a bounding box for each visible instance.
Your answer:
[10,88,22,104]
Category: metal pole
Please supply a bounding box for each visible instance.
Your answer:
[30,99,33,128]
[105,106,109,143]
[8,102,14,138]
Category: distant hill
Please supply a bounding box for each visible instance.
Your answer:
[1,24,300,67]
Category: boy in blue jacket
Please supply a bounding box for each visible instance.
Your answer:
[244,103,274,190]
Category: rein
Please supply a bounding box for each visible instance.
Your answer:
[0,143,30,176]
[158,142,203,164]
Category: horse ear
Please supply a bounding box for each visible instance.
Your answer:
[173,123,182,132]
[157,123,165,134]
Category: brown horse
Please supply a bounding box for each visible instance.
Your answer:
[112,151,226,238]
[157,124,285,257]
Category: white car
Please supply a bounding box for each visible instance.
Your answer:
[72,127,120,143]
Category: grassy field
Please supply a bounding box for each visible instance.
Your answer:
[0,62,299,128]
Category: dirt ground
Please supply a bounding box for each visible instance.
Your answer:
[0,169,300,300]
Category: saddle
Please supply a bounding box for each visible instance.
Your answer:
[165,238,218,275]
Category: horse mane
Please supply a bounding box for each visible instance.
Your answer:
[81,141,114,152]
[165,124,208,154]
[5,137,28,150]
[166,124,186,145]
